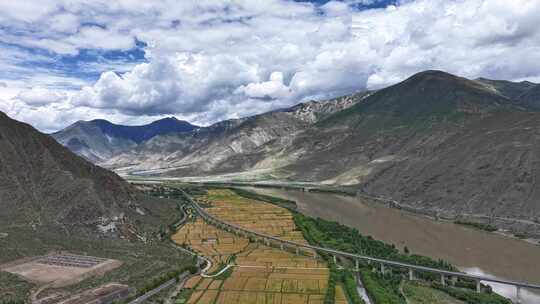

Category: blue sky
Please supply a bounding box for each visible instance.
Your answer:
[1,1,394,91]
[1,0,539,132]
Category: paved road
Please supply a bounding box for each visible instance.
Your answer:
[128,278,177,304]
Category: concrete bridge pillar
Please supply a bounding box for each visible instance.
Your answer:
[408,268,414,281]
[516,286,522,304]
[440,274,446,286]
[333,255,337,264]
[451,276,457,286]
[355,260,360,271]
[380,264,385,275]
[295,247,300,255]
[476,280,481,293]
[280,244,284,251]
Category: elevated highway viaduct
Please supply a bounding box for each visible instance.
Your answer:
[181,190,540,304]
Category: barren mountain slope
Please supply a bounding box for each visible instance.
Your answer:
[283,71,540,224]
[0,111,169,237]
[102,93,367,176]
[52,117,198,162]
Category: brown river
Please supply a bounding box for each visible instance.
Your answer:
[241,187,540,303]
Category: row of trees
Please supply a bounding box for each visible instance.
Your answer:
[293,212,511,304]
[324,263,366,304]
[293,212,456,271]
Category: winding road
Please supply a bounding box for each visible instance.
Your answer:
[128,277,179,304]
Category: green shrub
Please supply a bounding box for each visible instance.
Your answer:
[293,213,456,272]
[360,269,405,304]
[136,262,198,296]
[454,220,498,232]
[431,282,511,304]
[341,270,365,304]
[324,263,339,304]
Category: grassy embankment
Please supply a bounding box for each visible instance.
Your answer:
[402,281,464,304]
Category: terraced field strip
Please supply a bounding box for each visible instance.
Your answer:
[172,218,250,272]
[171,189,330,304]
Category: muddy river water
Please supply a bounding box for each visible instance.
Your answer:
[241,187,540,303]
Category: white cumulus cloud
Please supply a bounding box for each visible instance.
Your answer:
[236,72,291,100]
[17,86,66,106]
[1,0,540,131]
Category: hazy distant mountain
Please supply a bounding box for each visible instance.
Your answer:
[100,92,370,175]
[52,117,198,162]
[0,112,169,238]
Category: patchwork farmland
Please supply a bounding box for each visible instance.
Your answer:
[171,189,332,304]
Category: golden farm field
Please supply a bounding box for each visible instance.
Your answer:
[199,189,308,245]
[185,265,329,304]
[172,189,330,304]
[172,217,251,271]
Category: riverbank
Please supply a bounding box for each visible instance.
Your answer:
[185,186,517,304]
[159,179,540,241]
[238,186,540,303]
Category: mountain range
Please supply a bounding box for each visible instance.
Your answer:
[52,70,540,233]
[52,117,197,162]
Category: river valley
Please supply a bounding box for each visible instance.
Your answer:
[241,187,540,303]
